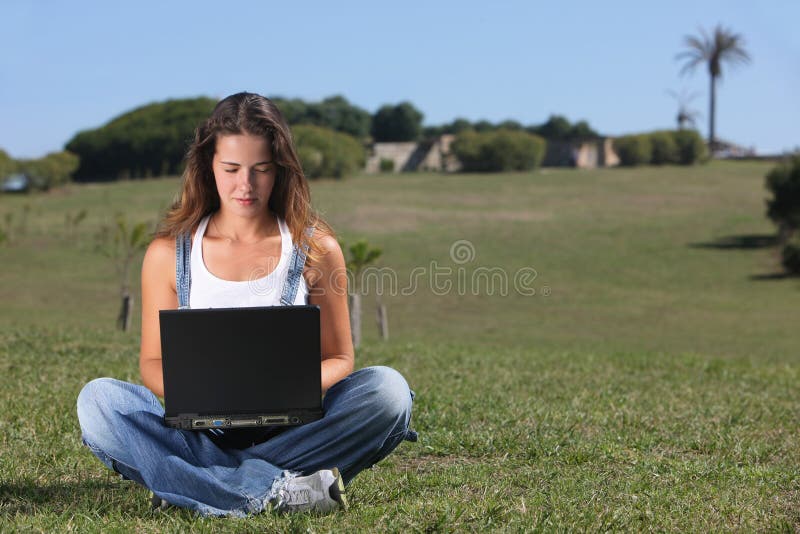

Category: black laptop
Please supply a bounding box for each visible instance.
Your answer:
[159,305,323,430]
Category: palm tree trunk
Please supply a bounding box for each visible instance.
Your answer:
[709,73,717,150]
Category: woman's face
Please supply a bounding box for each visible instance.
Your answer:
[212,133,276,218]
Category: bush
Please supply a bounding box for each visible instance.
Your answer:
[781,233,800,274]
[379,158,395,172]
[614,135,653,166]
[0,148,15,178]
[649,131,680,165]
[16,151,80,190]
[452,129,547,172]
[671,130,707,165]
[292,125,365,179]
[765,154,800,236]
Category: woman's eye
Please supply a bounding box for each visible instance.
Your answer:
[224,168,237,173]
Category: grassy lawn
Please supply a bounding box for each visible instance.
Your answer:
[1,160,799,531]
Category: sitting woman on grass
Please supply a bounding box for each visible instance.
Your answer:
[76,91,416,516]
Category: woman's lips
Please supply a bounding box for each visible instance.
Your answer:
[235,198,255,206]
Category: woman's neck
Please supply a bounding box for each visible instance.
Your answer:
[209,210,278,245]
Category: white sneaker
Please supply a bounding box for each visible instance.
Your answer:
[271,468,348,514]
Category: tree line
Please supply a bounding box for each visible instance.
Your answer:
[21,94,602,182]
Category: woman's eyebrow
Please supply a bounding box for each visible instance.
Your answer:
[220,160,273,166]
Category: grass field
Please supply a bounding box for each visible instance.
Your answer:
[1,161,799,531]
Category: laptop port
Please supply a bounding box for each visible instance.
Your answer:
[212,419,225,427]
[262,415,290,425]
[194,421,206,427]
[230,419,259,427]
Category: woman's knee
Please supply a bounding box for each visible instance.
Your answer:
[351,366,413,424]
[76,377,151,443]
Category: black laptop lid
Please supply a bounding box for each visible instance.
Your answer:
[159,305,321,417]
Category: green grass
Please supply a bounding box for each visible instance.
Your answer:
[1,161,800,531]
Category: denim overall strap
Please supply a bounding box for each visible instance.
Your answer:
[280,227,315,306]
[175,232,192,309]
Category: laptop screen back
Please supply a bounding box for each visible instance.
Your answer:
[159,306,321,417]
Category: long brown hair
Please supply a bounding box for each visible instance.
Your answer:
[156,92,332,263]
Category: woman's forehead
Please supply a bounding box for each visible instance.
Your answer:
[214,133,272,161]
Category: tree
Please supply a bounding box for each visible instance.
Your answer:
[95,215,151,331]
[532,115,572,140]
[677,25,751,150]
[342,240,383,349]
[371,102,424,142]
[292,125,365,179]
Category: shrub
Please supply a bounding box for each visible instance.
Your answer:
[452,129,546,172]
[379,158,395,172]
[781,233,800,274]
[649,131,680,165]
[16,151,80,190]
[614,135,653,166]
[765,154,800,236]
[672,129,707,165]
[292,125,365,179]
[0,148,15,178]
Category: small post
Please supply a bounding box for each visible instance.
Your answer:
[376,303,389,341]
[349,293,362,349]
[118,292,133,332]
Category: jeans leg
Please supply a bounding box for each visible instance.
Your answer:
[248,366,415,484]
[76,378,284,516]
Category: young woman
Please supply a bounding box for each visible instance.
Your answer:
[76,92,416,517]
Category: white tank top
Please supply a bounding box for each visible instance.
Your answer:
[189,214,309,308]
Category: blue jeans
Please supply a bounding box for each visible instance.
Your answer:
[76,366,416,516]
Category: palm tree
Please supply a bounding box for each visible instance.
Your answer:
[677,24,751,150]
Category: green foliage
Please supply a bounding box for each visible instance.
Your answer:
[765,155,800,234]
[672,129,707,164]
[371,102,424,142]
[379,158,395,172]
[271,95,372,139]
[452,129,547,172]
[649,131,680,165]
[616,130,706,166]
[95,214,151,295]
[533,115,572,140]
[614,135,654,166]
[569,120,599,139]
[527,115,601,141]
[16,151,80,190]
[781,232,800,274]
[65,209,88,241]
[342,239,383,291]
[0,147,16,177]
[292,125,365,179]
[66,97,217,182]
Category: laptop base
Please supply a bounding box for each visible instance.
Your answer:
[165,410,323,430]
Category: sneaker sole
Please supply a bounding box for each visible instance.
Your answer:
[329,467,349,511]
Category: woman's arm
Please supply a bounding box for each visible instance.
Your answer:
[307,234,355,393]
[139,237,178,397]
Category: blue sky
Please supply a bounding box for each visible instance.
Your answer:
[1,0,798,158]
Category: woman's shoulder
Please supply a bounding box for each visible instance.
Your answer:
[304,231,345,287]
[142,236,176,277]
